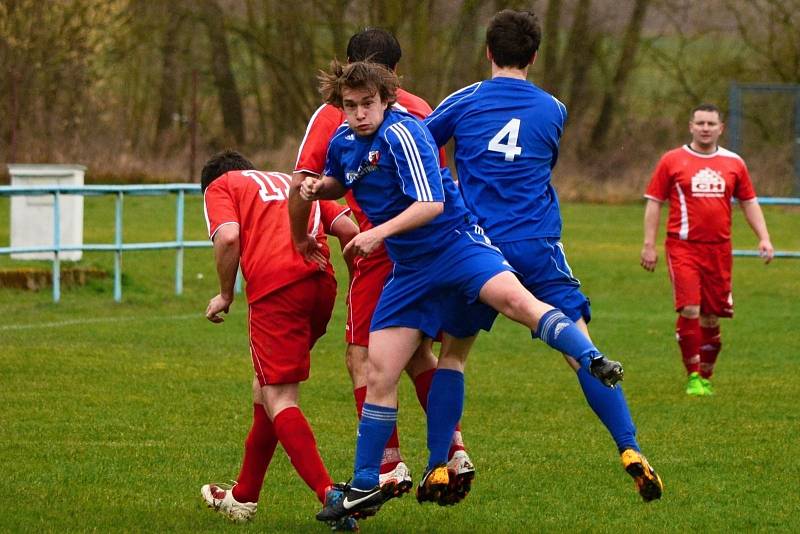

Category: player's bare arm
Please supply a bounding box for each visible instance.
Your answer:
[641,199,662,272]
[288,171,322,260]
[207,224,240,323]
[329,214,360,276]
[739,199,774,263]
[343,201,443,258]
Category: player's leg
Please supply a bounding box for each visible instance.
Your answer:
[503,238,640,451]
[666,238,704,394]
[698,240,733,394]
[317,327,422,523]
[478,271,623,386]
[262,383,334,502]
[417,333,477,505]
[405,337,473,495]
[346,256,407,488]
[503,237,661,500]
[201,377,276,522]
[562,323,638,452]
[699,313,720,394]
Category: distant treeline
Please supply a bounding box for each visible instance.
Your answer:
[1,0,798,196]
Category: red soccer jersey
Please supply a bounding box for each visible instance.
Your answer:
[203,170,349,303]
[645,145,757,243]
[294,88,445,233]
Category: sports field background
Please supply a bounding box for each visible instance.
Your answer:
[1,197,798,532]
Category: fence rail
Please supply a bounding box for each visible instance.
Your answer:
[0,183,244,302]
[0,185,797,302]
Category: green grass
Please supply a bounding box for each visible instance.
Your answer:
[1,197,799,532]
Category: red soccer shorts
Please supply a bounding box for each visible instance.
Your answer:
[345,252,392,346]
[248,273,337,386]
[665,237,733,318]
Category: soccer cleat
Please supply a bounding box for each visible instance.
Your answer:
[685,372,705,396]
[699,377,714,396]
[379,461,413,497]
[416,464,450,505]
[200,482,257,523]
[621,449,663,502]
[322,485,359,531]
[316,483,390,523]
[589,355,624,387]
[441,450,475,506]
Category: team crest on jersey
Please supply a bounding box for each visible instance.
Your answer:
[345,152,381,185]
[691,168,726,197]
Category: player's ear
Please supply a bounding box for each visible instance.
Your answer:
[529,51,537,66]
[486,46,492,62]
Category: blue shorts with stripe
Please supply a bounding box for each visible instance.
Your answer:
[370,227,513,338]
[497,237,591,334]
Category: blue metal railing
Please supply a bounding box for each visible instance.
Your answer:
[0,185,797,302]
[731,196,800,259]
[0,184,241,302]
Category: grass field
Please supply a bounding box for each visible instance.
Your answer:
[1,196,799,532]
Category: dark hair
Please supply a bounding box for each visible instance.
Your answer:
[691,103,723,122]
[346,28,402,70]
[486,9,541,69]
[201,149,254,193]
[319,60,399,109]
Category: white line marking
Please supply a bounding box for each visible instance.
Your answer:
[0,313,209,332]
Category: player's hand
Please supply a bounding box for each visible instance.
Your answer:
[343,228,383,258]
[295,234,327,270]
[759,239,774,264]
[206,293,232,323]
[640,244,658,272]
[299,176,323,201]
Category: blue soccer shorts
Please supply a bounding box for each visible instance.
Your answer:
[498,237,591,333]
[370,227,514,338]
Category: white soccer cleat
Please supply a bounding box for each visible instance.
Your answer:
[379,461,413,497]
[201,482,257,523]
[443,450,475,505]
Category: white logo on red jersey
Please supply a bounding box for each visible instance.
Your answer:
[691,168,726,197]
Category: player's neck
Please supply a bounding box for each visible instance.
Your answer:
[688,141,718,155]
[491,64,528,80]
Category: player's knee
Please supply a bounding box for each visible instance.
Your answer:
[345,344,369,384]
[679,305,700,319]
[700,314,719,328]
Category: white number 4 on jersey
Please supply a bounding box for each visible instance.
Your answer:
[488,118,522,162]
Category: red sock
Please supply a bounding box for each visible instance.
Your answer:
[273,406,333,503]
[354,386,401,474]
[413,368,465,457]
[676,316,701,374]
[232,404,278,503]
[700,325,722,378]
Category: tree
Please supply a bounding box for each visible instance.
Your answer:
[198,0,245,145]
[588,0,651,150]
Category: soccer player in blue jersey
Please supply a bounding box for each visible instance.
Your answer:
[292,60,624,522]
[424,9,663,502]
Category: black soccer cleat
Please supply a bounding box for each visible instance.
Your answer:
[316,483,389,523]
[589,355,624,387]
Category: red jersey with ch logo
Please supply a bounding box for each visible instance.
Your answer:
[645,145,757,243]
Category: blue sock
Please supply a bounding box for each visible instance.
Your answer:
[426,369,464,471]
[536,309,600,368]
[352,403,397,490]
[577,367,639,452]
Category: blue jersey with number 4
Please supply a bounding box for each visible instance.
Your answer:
[425,77,566,242]
[324,109,474,264]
